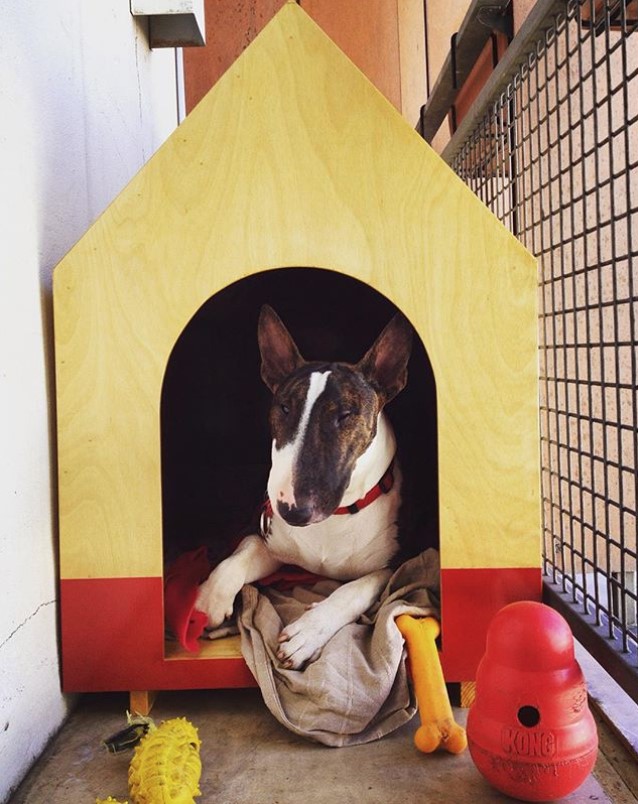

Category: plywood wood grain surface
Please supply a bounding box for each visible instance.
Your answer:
[55,3,539,580]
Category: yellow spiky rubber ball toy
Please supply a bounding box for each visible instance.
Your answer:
[128,717,202,804]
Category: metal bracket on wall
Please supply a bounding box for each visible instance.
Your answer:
[130,0,206,48]
[417,0,511,143]
[476,5,514,36]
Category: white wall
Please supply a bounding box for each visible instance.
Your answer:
[0,2,180,799]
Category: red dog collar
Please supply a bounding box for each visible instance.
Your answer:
[333,459,395,514]
[260,459,395,536]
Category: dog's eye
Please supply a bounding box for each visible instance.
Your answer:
[280,403,290,415]
[337,410,353,425]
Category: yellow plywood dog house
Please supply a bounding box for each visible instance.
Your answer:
[55,2,541,698]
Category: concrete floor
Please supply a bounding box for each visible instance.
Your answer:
[9,688,637,803]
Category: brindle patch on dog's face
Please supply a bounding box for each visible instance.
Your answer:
[268,362,379,526]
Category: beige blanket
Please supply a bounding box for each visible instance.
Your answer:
[238,549,440,746]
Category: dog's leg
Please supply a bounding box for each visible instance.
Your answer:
[276,568,392,669]
[195,535,281,629]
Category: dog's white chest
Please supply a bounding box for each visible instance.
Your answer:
[266,478,402,580]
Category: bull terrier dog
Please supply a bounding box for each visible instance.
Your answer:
[195,304,413,669]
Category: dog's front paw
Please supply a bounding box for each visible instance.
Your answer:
[276,605,334,670]
[195,561,243,629]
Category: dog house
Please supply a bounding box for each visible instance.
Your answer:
[54,2,541,705]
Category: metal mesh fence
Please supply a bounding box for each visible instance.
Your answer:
[442,0,637,699]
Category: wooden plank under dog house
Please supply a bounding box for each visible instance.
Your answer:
[54,1,541,695]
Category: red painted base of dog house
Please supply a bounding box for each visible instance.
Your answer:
[60,567,541,693]
[438,567,542,680]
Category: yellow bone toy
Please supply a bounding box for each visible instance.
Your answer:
[396,614,467,754]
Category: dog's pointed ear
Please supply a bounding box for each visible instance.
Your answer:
[357,313,413,406]
[258,305,305,391]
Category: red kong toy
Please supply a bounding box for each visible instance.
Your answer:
[467,601,598,802]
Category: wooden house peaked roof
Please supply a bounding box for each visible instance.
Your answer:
[54,1,539,583]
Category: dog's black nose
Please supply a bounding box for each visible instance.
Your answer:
[277,501,312,527]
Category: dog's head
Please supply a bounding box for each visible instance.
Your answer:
[258,304,413,527]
